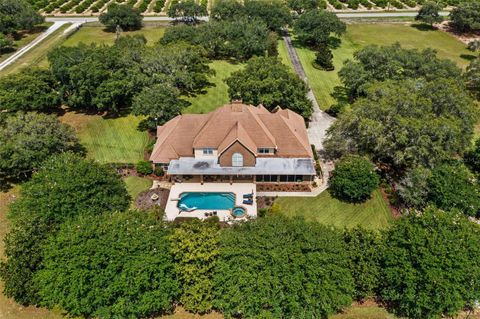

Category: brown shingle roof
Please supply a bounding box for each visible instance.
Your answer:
[150,103,312,163]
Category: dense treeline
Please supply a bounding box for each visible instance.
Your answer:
[47,35,212,128]
[326,43,480,216]
[160,18,277,61]
[2,166,480,319]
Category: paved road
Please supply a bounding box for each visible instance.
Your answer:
[0,21,68,71]
[282,32,335,151]
[45,10,450,23]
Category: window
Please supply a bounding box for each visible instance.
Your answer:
[258,148,273,154]
[232,153,243,167]
[203,148,214,155]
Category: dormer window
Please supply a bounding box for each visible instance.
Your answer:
[203,148,214,155]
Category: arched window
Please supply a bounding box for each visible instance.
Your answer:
[232,153,243,167]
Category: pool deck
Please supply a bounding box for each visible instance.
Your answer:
[164,183,257,222]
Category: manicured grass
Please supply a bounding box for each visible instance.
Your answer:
[296,23,474,110]
[60,112,149,164]
[277,39,294,71]
[124,176,152,203]
[184,60,244,114]
[275,189,393,230]
[62,24,166,46]
[0,23,71,76]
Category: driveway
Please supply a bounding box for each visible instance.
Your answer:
[282,32,335,151]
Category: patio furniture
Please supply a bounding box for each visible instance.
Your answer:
[243,193,253,199]
[213,211,217,216]
[243,199,253,205]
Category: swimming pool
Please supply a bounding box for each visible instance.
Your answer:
[178,192,236,211]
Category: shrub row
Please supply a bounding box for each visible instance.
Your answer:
[74,0,95,13]
[138,0,152,12]
[59,0,82,13]
[153,0,166,12]
[90,0,109,12]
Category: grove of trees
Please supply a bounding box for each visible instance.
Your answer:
[48,36,212,118]
[325,78,476,172]
[0,153,130,305]
[225,56,313,118]
[160,18,277,61]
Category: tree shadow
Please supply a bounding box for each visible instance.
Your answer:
[410,23,437,32]
[460,54,478,61]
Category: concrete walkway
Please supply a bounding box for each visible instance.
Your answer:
[0,21,68,72]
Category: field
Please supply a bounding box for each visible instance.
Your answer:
[297,23,475,110]
[60,112,149,163]
[62,24,166,46]
[276,189,393,230]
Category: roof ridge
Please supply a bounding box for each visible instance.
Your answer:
[278,113,311,155]
[245,105,277,147]
[192,110,218,147]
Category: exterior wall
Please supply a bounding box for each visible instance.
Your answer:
[194,148,218,159]
[219,141,256,167]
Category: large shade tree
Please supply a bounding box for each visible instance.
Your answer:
[449,1,480,33]
[226,56,313,118]
[338,44,462,100]
[380,208,480,319]
[99,3,143,31]
[324,79,476,173]
[0,68,60,112]
[0,153,130,305]
[293,9,346,48]
[329,155,379,203]
[0,0,43,35]
[35,210,179,318]
[415,1,443,26]
[213,216,355,318]
[0,112,80,184]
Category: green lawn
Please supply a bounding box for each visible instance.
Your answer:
[276,189,393,230]
[124,176,152,203]
[296,23,474,110]
[184,60,244,114]
[277,39,294,71]
[62,24,166,46]
[61,112,149,164]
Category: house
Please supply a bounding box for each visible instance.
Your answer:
[150,101,317,192]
